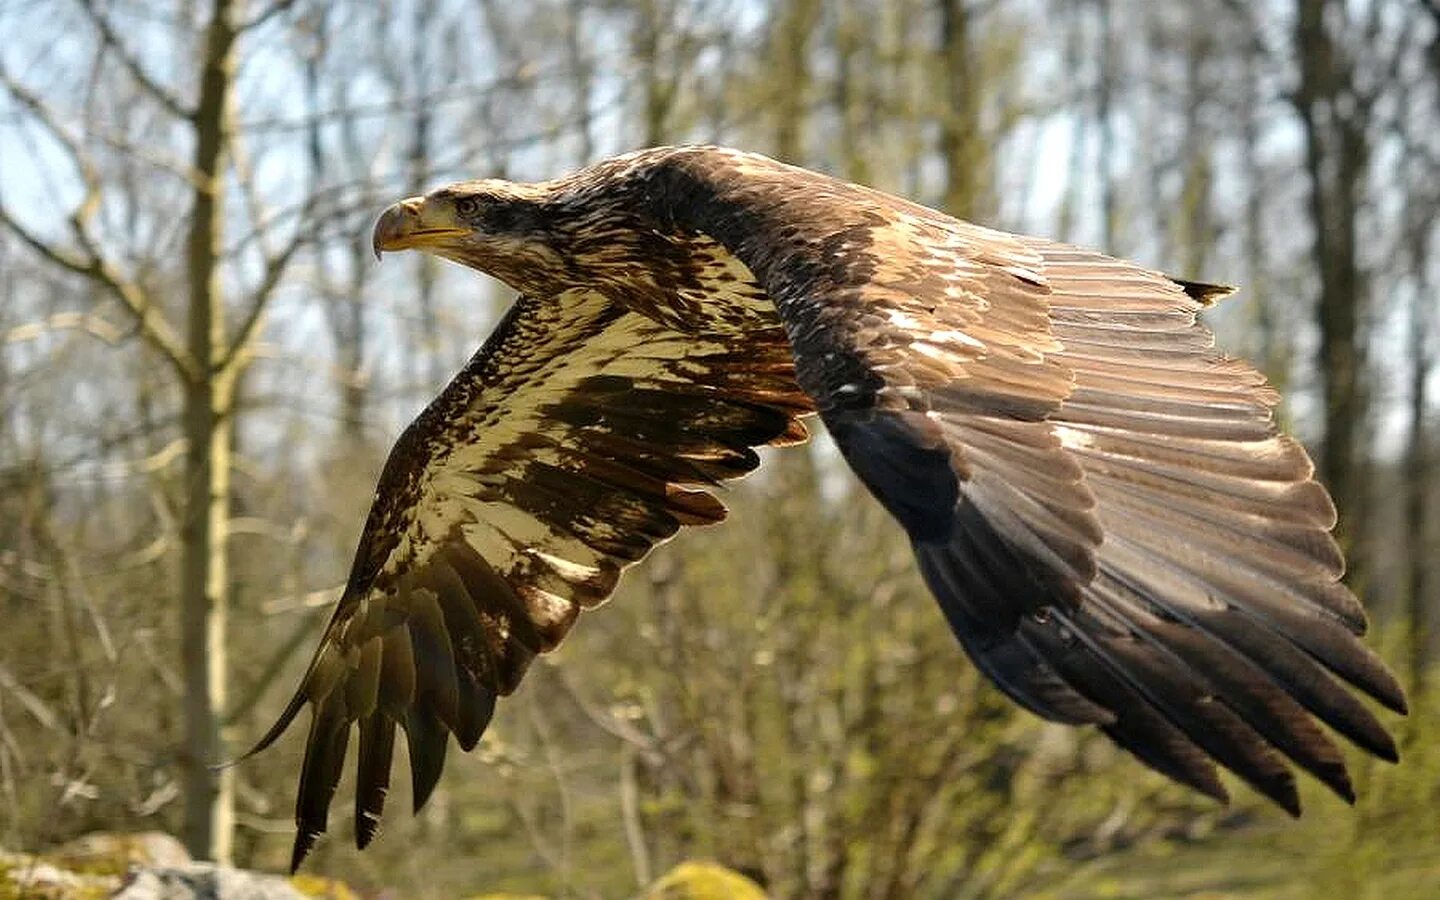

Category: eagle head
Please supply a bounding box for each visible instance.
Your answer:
[372,181,570,294]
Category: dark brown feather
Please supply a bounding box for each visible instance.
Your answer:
[250,283,810,867]
[354,714,395,849]
[635,146,1402,818]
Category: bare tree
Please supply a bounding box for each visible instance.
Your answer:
[1290,0,1374,543]
[0,0,307,861]
[767,0,824,162]
[937,0,988,219]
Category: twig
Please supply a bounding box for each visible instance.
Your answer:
[220,234,308,373]
[77,0,192,119]
[0,209,198,381]
[0,63,199,381]
[619,744,653,888]
[0,65,96,180]
[4,311,124,346]
[0,664,62,732]
[259,584,344,616]
[525,694,574,891]
[222,608,325,728]
[239,0,299,33]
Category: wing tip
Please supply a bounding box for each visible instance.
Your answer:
[1381,679,1410,717]
[356,813,381,850]
[290,829,320,874]
[1335,777,1358,806]
[1373,730,1401,764]
[404,708,450,814]
[1172,278,1237,306]
[1195,773,1230,806]
[1274,779,1303,818]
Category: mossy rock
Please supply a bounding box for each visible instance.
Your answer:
[290,873,363,899]
[643,861,768,900]
[0,850,119,900]
[2,840,354,900]
[54,831,191,876]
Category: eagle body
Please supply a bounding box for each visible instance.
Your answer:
[255,146,1405,870]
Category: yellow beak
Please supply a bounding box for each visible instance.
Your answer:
[372,197,468,259]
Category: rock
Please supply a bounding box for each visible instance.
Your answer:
[0,849,118,898]
[114,862,310,899]
[1,837,356,900]
[56,831,192,871]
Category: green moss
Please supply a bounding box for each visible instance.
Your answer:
[0,852,118,900]
[291,872,363,899]
[644,861,768,900]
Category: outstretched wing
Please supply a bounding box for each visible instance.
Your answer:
[671,148,1405,814]
[249,288,810,869]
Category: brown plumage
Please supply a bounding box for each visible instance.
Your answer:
[249,146,1405,870]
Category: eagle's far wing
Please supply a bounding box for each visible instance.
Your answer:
[680,153,1405,813]
[248,289,810,869]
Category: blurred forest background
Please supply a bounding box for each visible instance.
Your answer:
[0,0,1437,896]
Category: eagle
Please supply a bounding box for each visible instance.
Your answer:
[248,146,1405,871]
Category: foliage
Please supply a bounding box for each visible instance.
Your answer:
[0,0,1435,897]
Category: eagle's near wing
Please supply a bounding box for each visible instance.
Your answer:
[247,288,810,870]
[658,147,1405,814]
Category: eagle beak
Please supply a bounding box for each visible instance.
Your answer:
[372,197,466,260]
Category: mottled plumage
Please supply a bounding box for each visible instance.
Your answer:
[250,146,1404,870]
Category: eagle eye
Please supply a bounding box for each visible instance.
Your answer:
[455,196,481,218]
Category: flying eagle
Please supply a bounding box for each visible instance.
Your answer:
[250,146,1405,870]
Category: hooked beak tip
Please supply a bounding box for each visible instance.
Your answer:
[371,197,425,261]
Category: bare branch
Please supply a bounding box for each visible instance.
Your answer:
[619,745,652,888]
[0,205,91,279]
[220,234,307,373]
[77,0,192,119]
[236,64,564,134]
[260,584,344,616]
[221,608,324,728]
[0,206,198,381]
[0,66,96,185]
[230,130,277,259]
[0,665,62,732]
[0,67,200,382]
[239,0,299,33]
[5,25,205,279]
[3,311,123,346]
[74,236,200,382]
[88,127,206,189]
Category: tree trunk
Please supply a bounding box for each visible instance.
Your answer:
[303,8,370,443]
[1177,15,1214,278]
[1239,14,1287,391]
[180,0,241,863]
[768,0,822,162]
[635,0,671,146]
[938,0,986,220]
[1292,0,1369,543]
[832,0,871,186]
[1096,0,1118,253]
[1404,244,1434,712]
[408,0,445,387]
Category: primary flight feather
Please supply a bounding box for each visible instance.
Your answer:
[249,146,1405,870]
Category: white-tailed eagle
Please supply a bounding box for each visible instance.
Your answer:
[248,146,1405,870]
